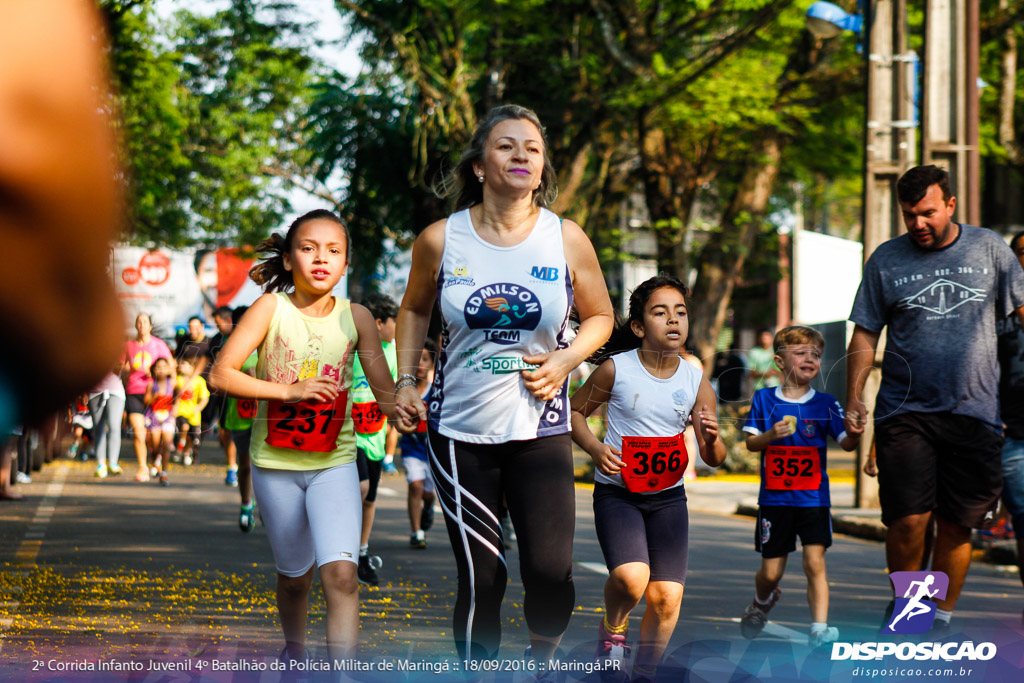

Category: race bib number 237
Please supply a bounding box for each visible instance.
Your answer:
[265,391,348,452]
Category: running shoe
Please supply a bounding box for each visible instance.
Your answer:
[67,444,78,459]
[595,619,630,682]
[15,472,31,484]
[740,587,781,639]
[239,503,256,533]
[357,555,381,586]
[808,626,839,648]
[420,502,435,532]
[94,464,108,479]
[108,463,122,476]
[225,468,238,487]
[183,454,193,466]
[135,470,150,483]
[410,531,427,549]
[382,454,398,474]
[159,471,169,487]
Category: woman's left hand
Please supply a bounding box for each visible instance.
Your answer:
[521,349,580,402]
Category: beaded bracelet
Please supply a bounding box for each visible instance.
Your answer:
[395,378,418,392]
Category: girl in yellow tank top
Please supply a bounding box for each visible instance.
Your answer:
[209,210,406,663]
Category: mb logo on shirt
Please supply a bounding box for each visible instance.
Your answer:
[883,571,950,634]
[529,266,559,282]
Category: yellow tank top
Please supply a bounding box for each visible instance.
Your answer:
[251,293,358,470]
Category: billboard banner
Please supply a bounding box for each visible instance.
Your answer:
[113,246,262,338]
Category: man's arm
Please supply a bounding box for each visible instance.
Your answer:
[845,325,881,428]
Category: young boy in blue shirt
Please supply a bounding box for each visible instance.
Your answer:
[740,326,863,647]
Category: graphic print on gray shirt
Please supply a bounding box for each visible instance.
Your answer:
[849,224,1024,432]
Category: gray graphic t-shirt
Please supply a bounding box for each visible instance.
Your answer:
[850,225,1024,432]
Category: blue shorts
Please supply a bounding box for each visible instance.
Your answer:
[593,483,689,584]
[1002,437,1024,530]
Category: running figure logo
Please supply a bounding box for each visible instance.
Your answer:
[883,571,949,634]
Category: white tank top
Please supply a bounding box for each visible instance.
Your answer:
[596,349,704,491]
[430,207,573,444]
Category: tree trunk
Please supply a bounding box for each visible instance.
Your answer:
[999,0,1021,163]
[688,133,784,372]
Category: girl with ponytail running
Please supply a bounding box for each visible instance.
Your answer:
[210,209,405,663]
[570,275,726,682]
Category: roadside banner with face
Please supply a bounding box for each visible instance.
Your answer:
[113,245,261,338]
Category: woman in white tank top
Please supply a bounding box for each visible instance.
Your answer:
[394,105,613,662]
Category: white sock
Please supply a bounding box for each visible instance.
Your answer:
[810,622,828,634]
[414,530,425,541]
[935,608,952,624]
[754,591,772,605]
[359,543,369,557]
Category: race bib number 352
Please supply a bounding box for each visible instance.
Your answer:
[764,446,821,490]
[620,434,688,493]
[265,391,348,452]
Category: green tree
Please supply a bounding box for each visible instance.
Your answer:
[174,0,327,245]
[102,0,192,244]
[103,0,330,246]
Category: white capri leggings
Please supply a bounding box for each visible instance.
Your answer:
[251,462,361,577]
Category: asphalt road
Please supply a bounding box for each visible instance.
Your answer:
[1,443,1022,682]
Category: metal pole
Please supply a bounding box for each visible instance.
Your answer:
[966,0,980,225]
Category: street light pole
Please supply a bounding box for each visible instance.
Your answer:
[857,0,916,509]
[922,0,980,224]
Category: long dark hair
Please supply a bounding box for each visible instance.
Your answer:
[593,274,690,362]
[249,209,349,293]
[433,104,558,210]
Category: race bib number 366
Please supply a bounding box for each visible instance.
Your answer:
[620,434,688,493]
[265,391,348,452]
[764,446,821,490]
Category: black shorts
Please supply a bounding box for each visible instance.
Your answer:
[356,447,382,502]
[593,483,689,584]
[208,394,226,431]
[175,417,202,443]
[125,393,147,416]
[755,506,832,558]
[874,412,1004,529]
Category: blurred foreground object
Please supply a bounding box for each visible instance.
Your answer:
[0,0,124,429]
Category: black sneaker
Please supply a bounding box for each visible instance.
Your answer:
[420,502,435,532]
[358,555,380,586]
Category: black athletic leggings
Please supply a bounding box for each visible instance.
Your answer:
[427,430,576,661]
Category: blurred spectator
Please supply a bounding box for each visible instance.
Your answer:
[713,344,747,403]
[0,1,123,433]
[747,329,781,391]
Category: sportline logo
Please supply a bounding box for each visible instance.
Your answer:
[480,356,539,374]
[831,641,996,662]
[885,571,949,634]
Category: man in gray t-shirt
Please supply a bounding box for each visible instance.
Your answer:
[846,165,1024,631]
